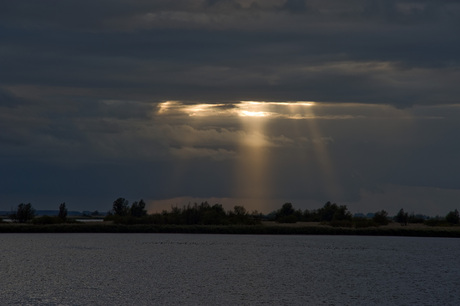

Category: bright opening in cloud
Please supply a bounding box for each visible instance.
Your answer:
[239,110,270,117]
[157,100,316,119]
[183,104,229,117]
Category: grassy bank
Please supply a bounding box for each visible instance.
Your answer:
[1,222,460,237]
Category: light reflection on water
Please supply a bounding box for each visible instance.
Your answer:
[1,234,459,305]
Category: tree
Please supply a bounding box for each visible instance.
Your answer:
[202,203,226,225]
[395,208,409,226]
[373,210,389,226]
[112,197,130,216]
[275,203,299,223]
[303,209,318,222]
[130,199,147,217]
[228,205,253,225]
[10,203,36,223]
[233,205,247,216]
[317,201,352,222]
[279,203,295,216]
[446,209,460,225]
[58,202,68,220]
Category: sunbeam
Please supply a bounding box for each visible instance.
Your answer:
[301,104,343,200]
[156,100,341,202]
[234,111,271,201]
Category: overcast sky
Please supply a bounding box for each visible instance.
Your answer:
[1,0,460,215]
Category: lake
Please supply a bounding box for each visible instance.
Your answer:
[1,234,459,305]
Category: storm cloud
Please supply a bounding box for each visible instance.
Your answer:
[1,1,460,215]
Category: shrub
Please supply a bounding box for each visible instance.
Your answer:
[353,217,377,228]
[277,215,299,223]
[424,219,450,227]
[329,220,353,227]
[408,214,425,223]
[32,215,64,225]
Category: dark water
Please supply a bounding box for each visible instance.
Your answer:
[1,234,459,305]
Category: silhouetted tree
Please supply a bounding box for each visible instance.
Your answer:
[408,213,425,223]
[233,205,247,216]
[395,208,409,226]
[446,209,460,225]
[279,203,295,216]
[303,209,319,222]
[58,202,68,220]
[228,205,256,224]
[250,210,264,221]
[184,203,200,224]
[317,201,352,222]
[275,203,302,223]
[318,201,335,221]
[275,203,300,223]
[112,197,130,216]
[202,203,226,224]
[10,203,36,223]
[373,210,389,226]
[130,199,147,217]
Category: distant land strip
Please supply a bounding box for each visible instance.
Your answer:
[1,223,459,238]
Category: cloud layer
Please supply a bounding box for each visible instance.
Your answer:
[2,0,460,105]
[1,1,460,214]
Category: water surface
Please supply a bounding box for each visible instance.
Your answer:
[1,234,459,305]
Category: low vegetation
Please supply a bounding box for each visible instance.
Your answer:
[1,199,459,237]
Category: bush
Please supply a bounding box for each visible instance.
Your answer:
[105,215,158,225]
[424,219,450,227]
[32,215,65,225]
[408,214,425,223]
[353,217,377,228]
[329,220,353,227]
[277,215,299,223]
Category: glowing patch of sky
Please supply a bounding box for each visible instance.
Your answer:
[156,100,340,202]
[157,100,316,119]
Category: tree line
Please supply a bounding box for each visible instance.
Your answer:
[106,199,460,227]
[271,203,460,227]
[3,199,460,228]
[6,202,69,224]
[105,199,260,225]
[267,202,390,227]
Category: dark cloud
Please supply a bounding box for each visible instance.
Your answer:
[0,89,24,108]
[1,1,459,105]
[1,1,460,214]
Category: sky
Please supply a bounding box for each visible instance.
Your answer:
[1,0,460,216]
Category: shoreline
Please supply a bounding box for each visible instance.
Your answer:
[1,222,459,237]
